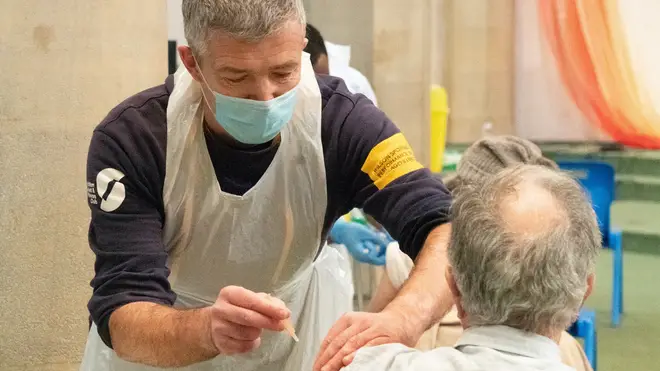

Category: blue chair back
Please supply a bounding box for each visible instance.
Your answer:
[557,160,615,244]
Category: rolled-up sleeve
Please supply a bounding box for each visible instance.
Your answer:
[321,81,451,260]
[86,128,175,349]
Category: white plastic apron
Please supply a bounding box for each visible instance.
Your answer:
[79,53,354,371]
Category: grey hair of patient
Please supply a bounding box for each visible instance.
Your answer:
[448,164,601,334]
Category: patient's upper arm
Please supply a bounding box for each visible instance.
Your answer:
[343,344,420,371]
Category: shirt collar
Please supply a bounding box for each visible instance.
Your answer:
[455,325,562,361]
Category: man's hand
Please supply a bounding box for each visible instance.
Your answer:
[313,308,422,371]
[108,287,292,368]
[209,286,291,355]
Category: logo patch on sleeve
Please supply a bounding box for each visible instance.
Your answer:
[361,133,423,189]
[95,168,126,212]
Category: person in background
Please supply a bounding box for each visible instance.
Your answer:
[345,164,601,371]
[367,135,595,371]
[304,23,330,74]
[305,23,379,106]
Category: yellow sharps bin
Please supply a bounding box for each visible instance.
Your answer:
[429,85,449,173]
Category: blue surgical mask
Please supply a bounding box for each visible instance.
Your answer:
[196,67,298,145]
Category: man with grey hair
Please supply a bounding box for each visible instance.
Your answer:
[366,136,594,370]
[344,164,601,371]
[79,1,453,370]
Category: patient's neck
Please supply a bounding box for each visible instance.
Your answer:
[544,330,563,344]
[524,328,562,344]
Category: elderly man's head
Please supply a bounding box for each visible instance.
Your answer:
[447,165,601,338]
[179,0,306,101]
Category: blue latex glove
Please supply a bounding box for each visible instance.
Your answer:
[329,219,388,265]
[380,229,395,243]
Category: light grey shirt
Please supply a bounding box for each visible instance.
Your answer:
[343,326,574,371]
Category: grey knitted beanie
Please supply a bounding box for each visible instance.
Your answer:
[444,136,558,192]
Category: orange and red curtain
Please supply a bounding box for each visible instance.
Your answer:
[539,0,660,148]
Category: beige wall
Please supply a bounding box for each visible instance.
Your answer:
[305,0,375,81]
[372,0,435,164]
[0,1,167,370]
[444,0,516,142]
[430,0,447,86]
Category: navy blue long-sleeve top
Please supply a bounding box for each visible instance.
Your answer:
[85,74,452,348]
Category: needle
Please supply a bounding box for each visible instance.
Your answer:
[267,294,299,342]
[282,318,299,342]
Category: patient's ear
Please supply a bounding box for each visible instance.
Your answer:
[445,266,466,320]
[583,273,595,302]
